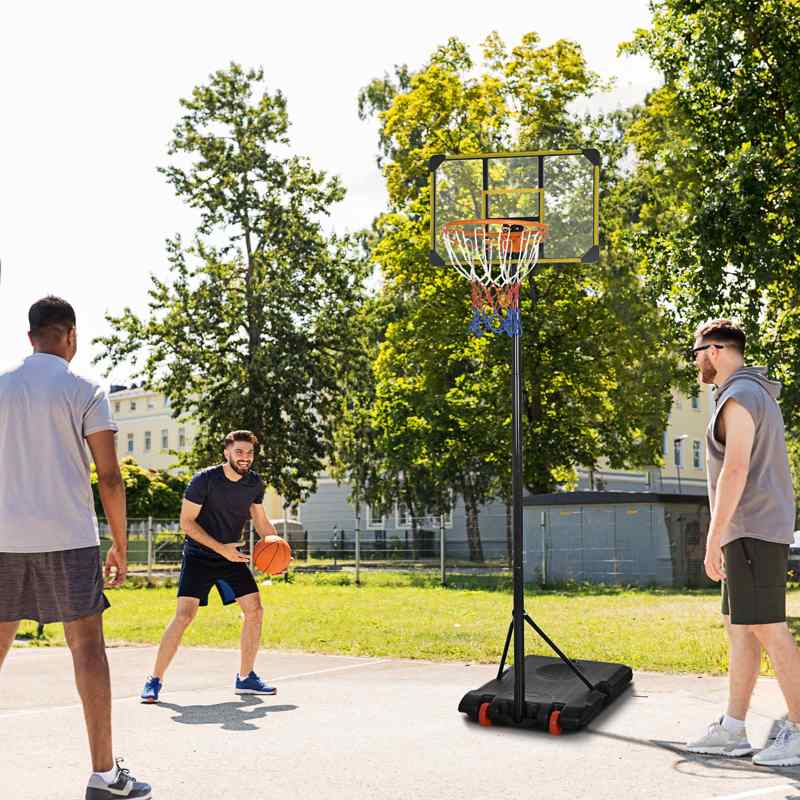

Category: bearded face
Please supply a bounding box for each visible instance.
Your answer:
[225,442,254,475]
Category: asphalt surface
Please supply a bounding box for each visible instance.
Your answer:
[2,645,800,800]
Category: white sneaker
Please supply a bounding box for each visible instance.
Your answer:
[686,717,754,757]
[753,721,800,767]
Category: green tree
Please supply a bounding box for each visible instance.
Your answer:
[353,34,675,557]
[94,64,370,504]
[622,0,800,425]
[328,293,394,524]
[91,459,188,518]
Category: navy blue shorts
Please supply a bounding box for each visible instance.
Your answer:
[177,548,259,607]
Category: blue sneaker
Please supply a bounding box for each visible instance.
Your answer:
[235,671,277,695]
[140,676,162,704]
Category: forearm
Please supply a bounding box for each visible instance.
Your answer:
[709,465,748,538]
[254,518,278,538]
[98,475,127,553]
[181,517,226,556]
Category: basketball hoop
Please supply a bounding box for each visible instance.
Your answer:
[442,218,548,337]
[432,152,631,735]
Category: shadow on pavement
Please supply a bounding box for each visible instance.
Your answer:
[154,696,298,731]
[588,728,800,788]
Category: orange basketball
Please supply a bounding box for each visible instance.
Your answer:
[253,535,292,575]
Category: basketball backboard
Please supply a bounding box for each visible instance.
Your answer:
[429,149,600,266]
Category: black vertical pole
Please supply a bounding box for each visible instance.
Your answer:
[512,321,525,722]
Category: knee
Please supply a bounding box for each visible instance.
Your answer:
[243,605,263,622]
[174,609,197,628]
[67,634,107,669]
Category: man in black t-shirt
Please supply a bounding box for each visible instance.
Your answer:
[140,430,279,703]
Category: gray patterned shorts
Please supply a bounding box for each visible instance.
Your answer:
[0,546,110,624]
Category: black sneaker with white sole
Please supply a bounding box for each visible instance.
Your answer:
[85,759,152,799]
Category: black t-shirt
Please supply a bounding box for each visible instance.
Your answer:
[183,465,265,560]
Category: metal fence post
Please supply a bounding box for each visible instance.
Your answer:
[440,513,446,586]
[355,504,361,586]
[146,516,153,581]
[540,511,547,587]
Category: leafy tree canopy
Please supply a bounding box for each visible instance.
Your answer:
[343,34,675,544]
[94,64,371,503]
[623,0,800,424]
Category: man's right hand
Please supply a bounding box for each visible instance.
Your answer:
[220,542,250,563]
[704,534,726,582]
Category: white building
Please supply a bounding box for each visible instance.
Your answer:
[109,385,196,472]
[110,385,289,519]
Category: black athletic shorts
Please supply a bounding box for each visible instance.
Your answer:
[721,537,789,625]
[177,547,259,607]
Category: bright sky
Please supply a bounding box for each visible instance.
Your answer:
[0,0,660,386]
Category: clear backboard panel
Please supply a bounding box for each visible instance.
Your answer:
[430,149,600,266]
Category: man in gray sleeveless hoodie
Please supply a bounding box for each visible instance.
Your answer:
[686,319,800,766]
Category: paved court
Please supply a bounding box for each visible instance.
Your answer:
[2,645,800,800]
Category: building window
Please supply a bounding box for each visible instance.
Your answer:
[366,505,384,529]
[114,401,120,413]
[285,506,301,523]
[130,400,137,411]
[144,431,151,451]
[693,440,702,469]
[674,438,683,468]
[396,498,454,529]
[178,427,186,450]
[161,429,169,450]
[147,397,155,410]
[127,433,134,453]
[442,505,454,529]
[663,432,669,456]
[396,503,410,528]
[691,395,700,410]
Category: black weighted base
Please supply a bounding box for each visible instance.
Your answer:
[459,655,633,733]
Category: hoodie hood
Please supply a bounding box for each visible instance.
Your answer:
[715,366,782,402]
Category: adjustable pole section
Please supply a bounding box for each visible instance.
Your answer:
[511,321,525,722]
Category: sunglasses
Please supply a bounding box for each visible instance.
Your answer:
[686,343,726,362]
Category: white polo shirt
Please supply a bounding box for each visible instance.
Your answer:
[0,353,118,553]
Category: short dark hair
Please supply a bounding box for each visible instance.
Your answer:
[694,318,746,354]
[224,430,259,450]
[28,296,76,339]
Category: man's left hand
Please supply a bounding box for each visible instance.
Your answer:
[104,545,128,588]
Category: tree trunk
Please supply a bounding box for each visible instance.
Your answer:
[464,490,484,563]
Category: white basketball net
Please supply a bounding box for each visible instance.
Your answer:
[442,219,547,287]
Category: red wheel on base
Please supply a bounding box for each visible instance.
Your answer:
[548,709,562,735]
[477,702,492,726]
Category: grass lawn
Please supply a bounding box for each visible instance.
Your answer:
[16,572,800,676]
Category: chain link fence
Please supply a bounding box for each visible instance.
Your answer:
[100,515,513,584]
[523,496,716,588]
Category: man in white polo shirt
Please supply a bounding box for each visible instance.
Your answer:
[0,296,151,800]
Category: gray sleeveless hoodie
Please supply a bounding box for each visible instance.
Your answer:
[706,366,795,547]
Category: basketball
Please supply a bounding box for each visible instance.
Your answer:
[252,535,292,575]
